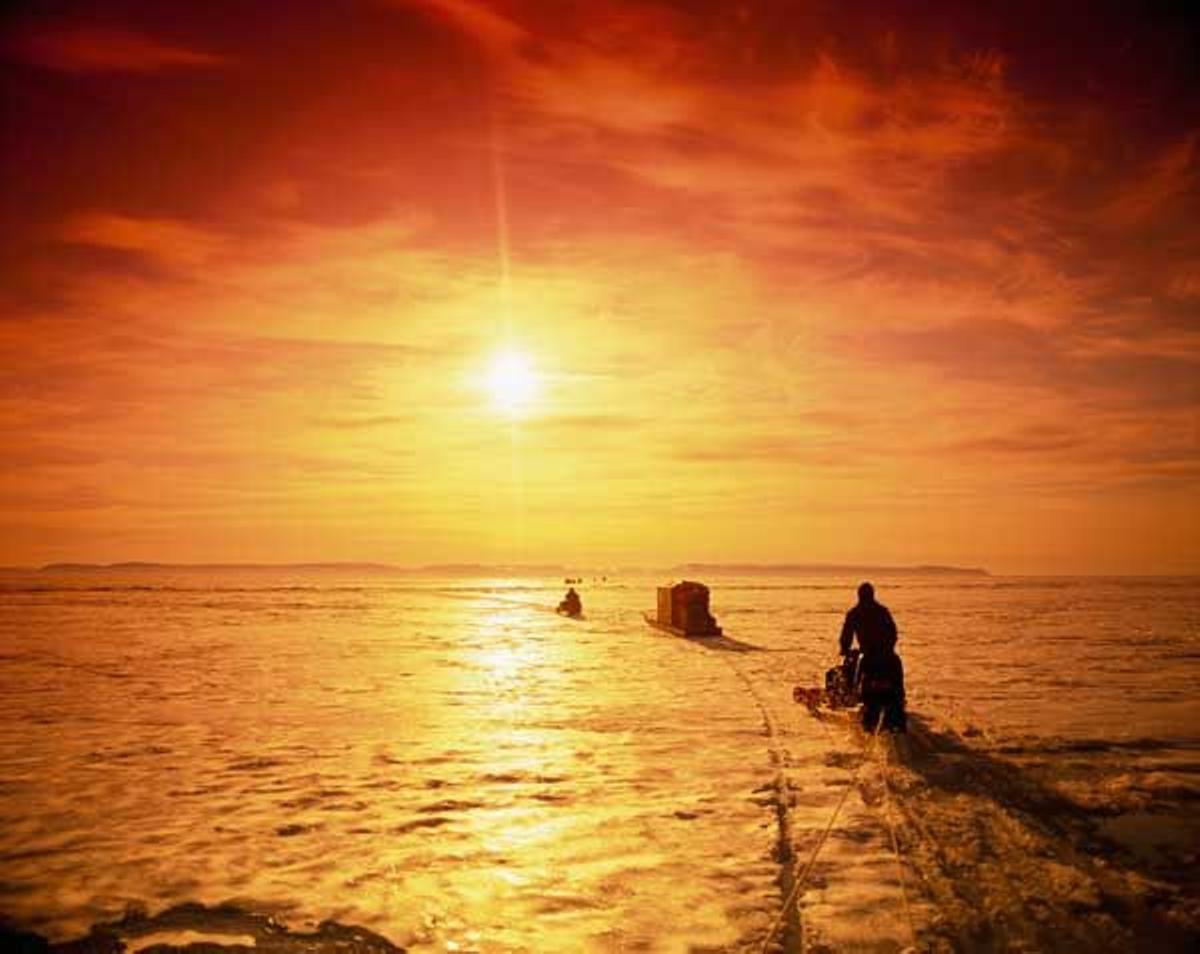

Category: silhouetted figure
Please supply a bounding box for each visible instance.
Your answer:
[840,582,906,732]
[558,587,582,617]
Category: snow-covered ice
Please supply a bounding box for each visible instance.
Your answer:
[0,569,1196,952]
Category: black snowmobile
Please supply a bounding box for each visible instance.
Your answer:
[557,588,583,618]
[794,648,907,733]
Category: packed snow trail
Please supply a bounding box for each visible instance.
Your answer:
[667,625,925,952]
[694,639,919,954]
[705,633,1197,954]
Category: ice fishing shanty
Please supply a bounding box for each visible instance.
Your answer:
[644,580,722,637]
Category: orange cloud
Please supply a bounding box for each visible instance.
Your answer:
[1102,135,1198,228]
[12,25,229,73]
[60,213,227,268]
[393,0,526,53]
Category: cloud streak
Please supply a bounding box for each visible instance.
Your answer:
[11,25,229,73]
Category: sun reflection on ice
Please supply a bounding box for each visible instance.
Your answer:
[473,642,534,683]
[467,609,548,685]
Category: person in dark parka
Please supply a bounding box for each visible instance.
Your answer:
[839,582,906,732]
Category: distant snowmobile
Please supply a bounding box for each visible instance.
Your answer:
[557,587,583,618]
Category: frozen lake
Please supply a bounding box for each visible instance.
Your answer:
[1,569,1197,952]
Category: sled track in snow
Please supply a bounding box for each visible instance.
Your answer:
[719,656,803,954]
[722,652,916,954]
[671,626,1198,953]
[720,650,1178,954]
[706,646,909,954]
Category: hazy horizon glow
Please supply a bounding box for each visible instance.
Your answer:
[1,1,1197,573]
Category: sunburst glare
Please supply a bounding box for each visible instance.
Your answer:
[486,350,540,417]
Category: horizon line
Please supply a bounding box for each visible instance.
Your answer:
[5,559,993,575]
[3,561,1197,577]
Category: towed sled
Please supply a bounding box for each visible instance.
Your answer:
[794,648,907,733]
[642,611,721,637]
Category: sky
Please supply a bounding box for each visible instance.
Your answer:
[1,0,1197,573]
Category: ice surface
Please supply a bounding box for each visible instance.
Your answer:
[0,569,1196,952]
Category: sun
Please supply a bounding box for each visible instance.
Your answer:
[486,350,539,416]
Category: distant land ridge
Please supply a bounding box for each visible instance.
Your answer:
[33,561,987,576]
[670,563,989,576]
[38,561,400,573]
[35,561,567,574]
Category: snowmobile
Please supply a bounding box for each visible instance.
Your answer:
[794,648,907,732]
[557,589,583,618]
